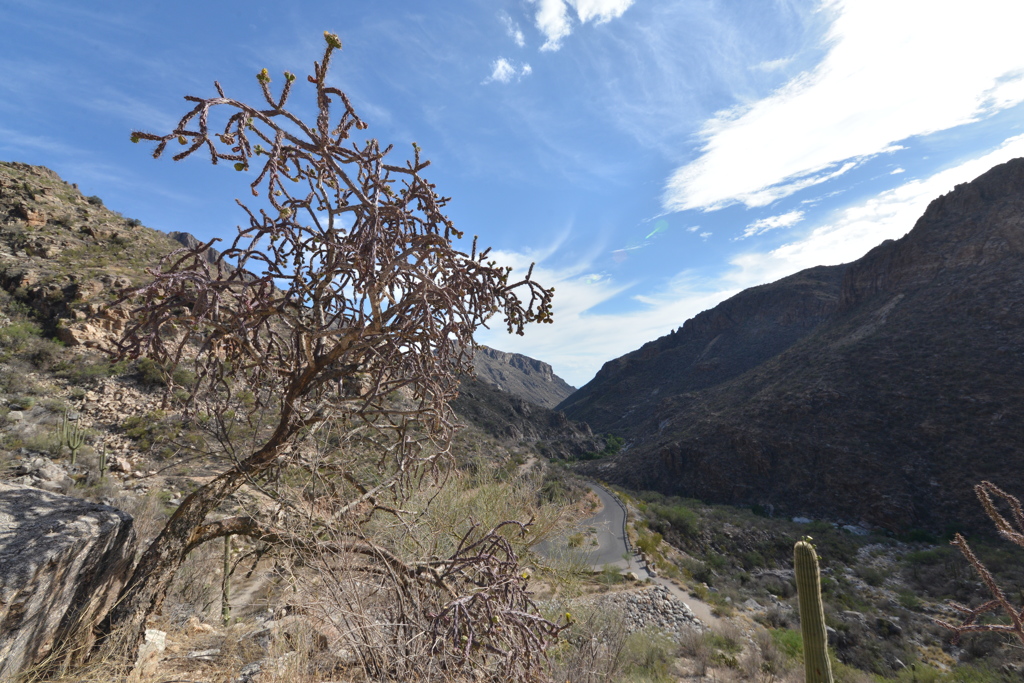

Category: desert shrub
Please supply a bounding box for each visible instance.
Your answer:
[636,530,662,555]
[537,469,586,505]
[85,195,103,206]
[620,628,676,681]
[548,604,631,683]
[54,354,123,385]
[856,565,888,587]
[122,410,183,457]
[0,321,43,355]
[8,395,36,411]
[649,502,700,537]
[135,357,166,386]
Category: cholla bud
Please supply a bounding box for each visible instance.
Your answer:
[324,32,342,49]
[234,162,246,172]
[257,68,270,84]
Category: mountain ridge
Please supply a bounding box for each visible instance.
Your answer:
[569,157,1024,532]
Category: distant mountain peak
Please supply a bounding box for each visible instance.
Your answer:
[472,345,575,409]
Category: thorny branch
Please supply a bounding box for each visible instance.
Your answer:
[935,481,1024,646]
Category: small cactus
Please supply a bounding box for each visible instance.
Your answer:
[58,409,86,465]
[794,537,833,683]
[98,446,107,479]
[222,534,232,625]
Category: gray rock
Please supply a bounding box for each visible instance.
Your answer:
[0,483,136,679]
[11,457,74,494]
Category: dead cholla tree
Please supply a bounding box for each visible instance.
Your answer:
[935,481,1024,646]
[94,32,556,673]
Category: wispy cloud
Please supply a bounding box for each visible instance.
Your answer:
[475,249,727,387]
[739,209,805,239]
[501,12,526,47]
[528,0,635,51]
[663,0,1024,212]
[482,133,1024,386]
[484,58,533,84]
[751,56,795,72]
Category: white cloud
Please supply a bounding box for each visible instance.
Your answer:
[531,0,572,51]
[571,0,634,24]
[739,209,805,239]
[501,12,526,47]
[484,58,533,84]
[663,0,1024,213]
[474,249,732,387]
[752,56,795,72]
[722,133,1024,289]
[528,0,634,51]
[890,167,905,175]
[480,134,1024,386]
[488,58,517,83]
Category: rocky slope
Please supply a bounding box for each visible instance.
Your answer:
[453,377,602,459]
[570,157,1024,533]
[557,264,846,437]
[471,345,575,408]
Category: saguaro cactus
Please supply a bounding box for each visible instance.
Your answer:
[794,537,833,683]
[59,409,86,465]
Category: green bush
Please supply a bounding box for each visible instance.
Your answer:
[621,628,676,681]
[86,195,104,206]
[770,628,803,660]
[136,357,167,386]
[54,356,123,384]
[651,503,700,536]
[636,530,663,555]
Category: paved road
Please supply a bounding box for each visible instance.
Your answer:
[533,481,721,627]
[534,482,638,571]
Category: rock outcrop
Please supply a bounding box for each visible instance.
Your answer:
[0,161,185,344]
[570,157,1024,533]
[0,483,136,679]
[471,346,575,409]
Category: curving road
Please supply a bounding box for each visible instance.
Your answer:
[533,480,720,626]
[534,482,638,572]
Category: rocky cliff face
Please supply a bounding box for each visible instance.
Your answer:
[453,377,602,459]
[558,264,846,437]
[571,157,1024,533]
[471,346,575,409]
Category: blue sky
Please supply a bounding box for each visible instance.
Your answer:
[3,0,1024,387]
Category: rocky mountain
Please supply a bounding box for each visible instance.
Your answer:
[567,157,1024,533]
[453,377,602,460]
[471,346,575,409]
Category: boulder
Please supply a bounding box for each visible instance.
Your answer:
[0,483,136,679]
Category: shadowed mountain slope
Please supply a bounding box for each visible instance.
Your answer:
[569,158,1024,533]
